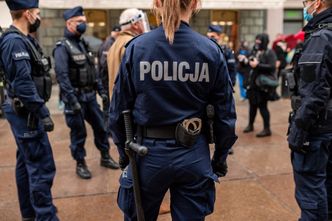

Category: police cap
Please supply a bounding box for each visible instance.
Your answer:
[5,0,39,11]
[208,25,223,34]
[63,6,84,21]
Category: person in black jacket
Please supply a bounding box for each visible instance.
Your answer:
[236,41,251,100]
[287,0,332,220]
[243,33,277,137]
[97,25,120,97]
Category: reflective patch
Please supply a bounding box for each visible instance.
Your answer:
[227,59,236,63]
[72,54,86,62]
[12,51,30,60]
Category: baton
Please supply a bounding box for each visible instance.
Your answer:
[123,110,148,221]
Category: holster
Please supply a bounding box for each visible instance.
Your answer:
[11,97,28,117]
[291,96,301,111]
[175,118,202,148]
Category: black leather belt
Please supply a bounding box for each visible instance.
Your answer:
[137,125,177,139]
[75,87,94,93]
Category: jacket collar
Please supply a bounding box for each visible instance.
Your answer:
[304,7,332,32]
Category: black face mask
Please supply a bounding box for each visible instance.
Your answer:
[254,43,261,51]
[29,17,41,33]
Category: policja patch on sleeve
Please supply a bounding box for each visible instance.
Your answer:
[12,51,30,61]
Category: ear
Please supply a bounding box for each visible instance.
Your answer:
[190,0,196,10]
[155,0,162,8]
[23,10,30,19]
[314,0,322,9]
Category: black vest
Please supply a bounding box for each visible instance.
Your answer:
[61,38,96,89]
[1,28,52,102]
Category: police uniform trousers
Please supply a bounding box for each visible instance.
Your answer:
[118,135,217,221]
[292,133,332,221]
[3,102,58,221]
[64,96,109,161]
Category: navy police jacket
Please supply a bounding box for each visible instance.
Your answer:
[221,45,236,86]
[0,26,49,118]
[109,22,237,160]
[294,8,332,132]
[54,28,104,104]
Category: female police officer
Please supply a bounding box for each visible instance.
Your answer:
[109,0,237,220]
[0,0,58,220]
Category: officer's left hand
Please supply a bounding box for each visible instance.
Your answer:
[287,123,309,153]
[211,159,228,178]
[101,94,109,105]
[41,116,54,132]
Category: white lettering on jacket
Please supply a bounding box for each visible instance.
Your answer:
[140,61,209,83]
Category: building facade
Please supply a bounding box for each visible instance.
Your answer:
[0,0,304,56]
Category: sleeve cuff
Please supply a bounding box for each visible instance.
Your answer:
[38,105,50,119]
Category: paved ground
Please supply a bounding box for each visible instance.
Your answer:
[0,85,300,221]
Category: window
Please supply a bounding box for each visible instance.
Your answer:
[283,9,303,34]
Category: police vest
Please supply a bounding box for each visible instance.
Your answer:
[1,28,52,102]
[60,38,96,89]
[0,27,4,84]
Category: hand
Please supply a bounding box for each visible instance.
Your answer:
[101,94,109,105]
[119,155,129,170]
[41,116,54,132]
[249,58,259,68]
[211,159,228,177]
[72,102,82,114]
[287,123,309,153]
[237,54,245,62]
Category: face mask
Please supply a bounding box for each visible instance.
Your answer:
[254,43,261,51]
[76,23,87,34]
[28,17,41,33]
[28,12,41,33]
[303,1,316,22]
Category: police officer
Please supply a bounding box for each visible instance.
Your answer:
[109,0,237,220]
[207,24,236,86]
[287,0,332,220]
[97,25,121,97]
[0,1,58,220]
[53,6,119,180]
[0,26,5,117]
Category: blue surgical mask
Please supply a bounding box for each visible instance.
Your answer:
[303,1,316,22]
[76,23,87,34]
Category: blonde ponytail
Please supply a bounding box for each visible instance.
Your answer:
[154,0,199,44]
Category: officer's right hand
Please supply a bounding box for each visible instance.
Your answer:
[287,123,309,153]
[119,155,129,170]
[42,116,54,132]
[211,159,228,178]
[72,102,82,114]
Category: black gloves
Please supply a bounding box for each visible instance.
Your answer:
[287,122,309,153]
[101,94,109,104]
[71,102,82,114]
[119,155,129,170]
[41,116,54,132]
[211,159,228,178]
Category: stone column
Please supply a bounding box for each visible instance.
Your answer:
[266,8,284,44]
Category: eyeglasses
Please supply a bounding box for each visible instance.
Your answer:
[302,0,314,7]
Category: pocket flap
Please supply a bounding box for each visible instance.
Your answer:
[299,200,318,210]
[298,53,323,65]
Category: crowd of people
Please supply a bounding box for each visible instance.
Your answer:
[1,0,332,221]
